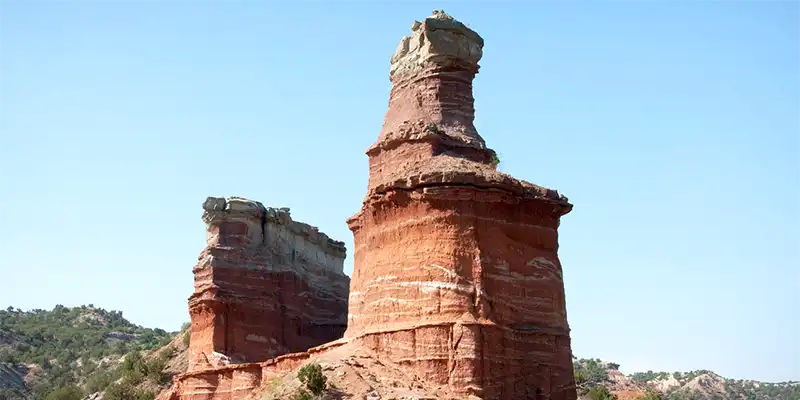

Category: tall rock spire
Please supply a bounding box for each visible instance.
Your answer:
[346,10,578,400]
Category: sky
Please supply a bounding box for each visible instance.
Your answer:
[0,0,798,383]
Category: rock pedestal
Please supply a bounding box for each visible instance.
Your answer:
[188,197,350,371]
[344,11,577,400]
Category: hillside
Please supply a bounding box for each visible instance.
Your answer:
[0,305,178,400]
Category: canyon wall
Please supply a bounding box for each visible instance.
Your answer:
[187,197,349,371]
[344,11,578,400]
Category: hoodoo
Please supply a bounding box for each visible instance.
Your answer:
[345,10,578,400]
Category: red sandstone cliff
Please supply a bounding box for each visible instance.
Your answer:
[187,197,350,371]
[344,10,577,400]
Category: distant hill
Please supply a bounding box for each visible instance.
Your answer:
[0,305,179,400]
[1,305,798,400]
[573,358,800,400]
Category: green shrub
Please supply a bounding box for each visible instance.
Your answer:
[573,358,609,385]
[119,352,147,384]
[297,363,327,396]
[490,152,500,166]
[85,369,117,393]
[104,382,155,400]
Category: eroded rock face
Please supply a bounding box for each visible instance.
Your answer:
[345,10,577,400]
[187,196,350,371]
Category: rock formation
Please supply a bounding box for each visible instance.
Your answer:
[344,10,577,400]
[162,10,578,400]
[187,197,350,371]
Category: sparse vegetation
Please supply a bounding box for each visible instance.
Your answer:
[636,391,663,400]
[574,358,610,385]
[43,385,83,400]
[573,359,800,400]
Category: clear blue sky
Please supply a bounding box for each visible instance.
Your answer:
[1,0,797,383]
